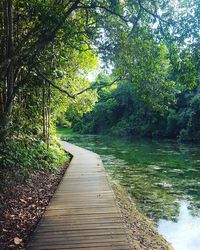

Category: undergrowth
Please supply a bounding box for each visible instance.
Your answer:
[0,136,68,188]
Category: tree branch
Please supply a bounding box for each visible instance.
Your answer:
[77,5,129,24]
[74,77,122,96]
[34,67,122,99]
[34,67,75,98]
[0,0,81,72]
[137,0,169,24]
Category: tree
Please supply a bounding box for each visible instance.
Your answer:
[1,0,198,141]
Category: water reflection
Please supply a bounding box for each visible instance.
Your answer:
[158,201,200,250]
[63,134,200,249]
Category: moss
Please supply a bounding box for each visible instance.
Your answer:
[111,180,173,250]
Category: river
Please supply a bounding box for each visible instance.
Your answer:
[62,133,200,250]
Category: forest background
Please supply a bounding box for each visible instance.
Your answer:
[0,0,199,182]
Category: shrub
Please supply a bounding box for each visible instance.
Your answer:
[0,136,68,185]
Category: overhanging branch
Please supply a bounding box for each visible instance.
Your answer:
[0,0,81,72]
[34,67,122,98]
[137,0,171,24]
[77,5,129,24]
[35,67,75,98]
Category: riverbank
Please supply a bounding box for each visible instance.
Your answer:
[111,180,173,250]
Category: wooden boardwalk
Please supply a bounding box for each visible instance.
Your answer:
[27,141,131,250]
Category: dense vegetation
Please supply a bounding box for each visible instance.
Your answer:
[0,0,199,178]
[0,0,200,249]
[73,82,200,141]
[0,1,199,248]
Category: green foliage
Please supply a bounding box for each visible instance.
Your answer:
[74,82,200,141]
[0,0,199,177]
[179,92,200,141]
[0,136,68,184]
[112,35,177,110]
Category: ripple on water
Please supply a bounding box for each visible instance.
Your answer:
[155,182,173,188]
[148,164,161,170]
[169,169,184,173]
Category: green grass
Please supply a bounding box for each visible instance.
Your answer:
[56,127,77,138]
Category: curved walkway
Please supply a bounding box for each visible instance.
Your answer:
[27,141,131,250]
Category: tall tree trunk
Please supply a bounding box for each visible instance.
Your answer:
[42,84,46,142]
[5,0,14,116]
[46,82,51,148]
[0,0,14,137]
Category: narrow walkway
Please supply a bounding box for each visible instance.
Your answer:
[27,141,131,250]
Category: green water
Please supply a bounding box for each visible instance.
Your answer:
[62,132,200,250]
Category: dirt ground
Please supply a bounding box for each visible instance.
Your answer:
[0,165,68,250]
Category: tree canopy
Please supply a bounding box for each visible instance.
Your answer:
[0,0,199,141]
[0,2,199,248]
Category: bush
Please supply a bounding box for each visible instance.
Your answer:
[0,136,68,185]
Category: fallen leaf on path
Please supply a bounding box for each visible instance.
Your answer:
[14,237,22,245]
[20,199,26,203]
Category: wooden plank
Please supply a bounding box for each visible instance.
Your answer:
[30,232,126,240]
[28,236,128,246]
[28,244,130,250]
[39,217,122,224]
[28,241,129,250]
[31,228,126,237]
[27,141,131,250]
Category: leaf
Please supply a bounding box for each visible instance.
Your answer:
[14,237,22,245]
[20,199,26,203]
